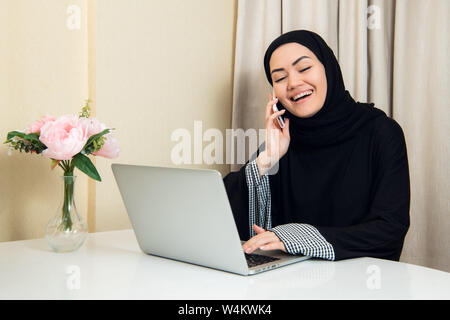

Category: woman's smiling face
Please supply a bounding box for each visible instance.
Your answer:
[270,42,327,118]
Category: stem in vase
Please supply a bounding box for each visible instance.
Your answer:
[60,161,75,232]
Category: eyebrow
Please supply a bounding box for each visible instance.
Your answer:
[271,56,311,74]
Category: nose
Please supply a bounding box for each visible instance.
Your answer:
[287,72,304,91]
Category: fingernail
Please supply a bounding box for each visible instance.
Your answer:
[260,246,265,250]
[245,248,251,254]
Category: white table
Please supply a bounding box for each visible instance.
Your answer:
[0,229,449,300]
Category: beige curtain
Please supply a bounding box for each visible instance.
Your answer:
[232,0,450,272]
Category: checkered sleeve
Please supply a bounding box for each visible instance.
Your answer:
[270,224,335,261]
[245,160,335,261]
[245,159,272,238]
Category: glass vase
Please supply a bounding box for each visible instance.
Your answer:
[45,175,88,252]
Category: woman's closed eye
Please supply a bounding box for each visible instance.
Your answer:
[274,66,312,83]
[299,66,312,73]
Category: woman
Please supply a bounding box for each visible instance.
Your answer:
[224,30,410,261]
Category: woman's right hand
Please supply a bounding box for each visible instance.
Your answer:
[256,93,290,176]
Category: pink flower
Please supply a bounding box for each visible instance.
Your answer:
[82,117,119,159]
[81,117,107,137]
[39,115,90,160]
[25,115,56,134]
[93,135,120,159]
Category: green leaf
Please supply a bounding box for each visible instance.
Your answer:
[85,129,110,147]
[6,131,25,142]
[72,153,102,182]
[24,133,40,142]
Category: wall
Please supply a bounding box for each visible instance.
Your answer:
[94,0,237,232]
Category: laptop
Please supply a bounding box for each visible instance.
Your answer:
[111,164,311,276]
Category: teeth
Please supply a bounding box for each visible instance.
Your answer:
[293,90,313,101]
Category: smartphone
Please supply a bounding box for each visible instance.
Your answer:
[272,90,285,129]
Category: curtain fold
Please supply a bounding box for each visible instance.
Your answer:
[232,0,281,139]
[338,0,369,102]
[232,0,450,271]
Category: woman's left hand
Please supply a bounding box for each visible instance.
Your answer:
[242,224,286,254]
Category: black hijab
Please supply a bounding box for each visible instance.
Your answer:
[224,30,410,261]
[263,30,385,147]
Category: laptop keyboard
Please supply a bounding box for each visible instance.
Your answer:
[245,253,280,268]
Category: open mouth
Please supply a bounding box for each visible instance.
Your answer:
[290,90,313,103]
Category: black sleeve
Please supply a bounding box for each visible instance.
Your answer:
[223,165,250,240]
[315,118,411,261]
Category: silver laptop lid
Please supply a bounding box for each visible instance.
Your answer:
[112,164,249,275]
